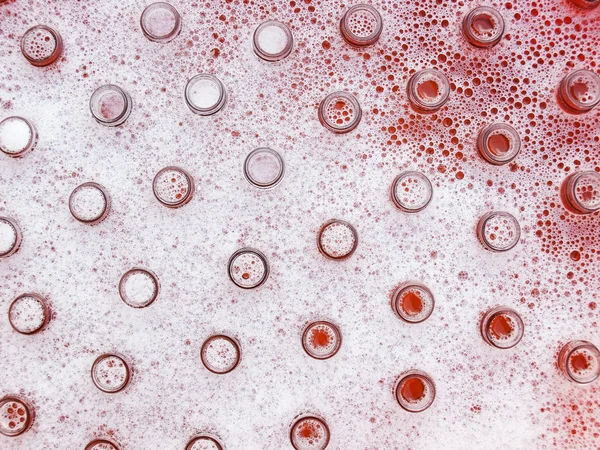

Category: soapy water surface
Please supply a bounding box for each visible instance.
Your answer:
[0,1,599,449]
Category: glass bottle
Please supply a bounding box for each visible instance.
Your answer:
[339,4,383,47]
[560,171,600,214]
[390,171,433,213]
[227,248,270,289]
[290,414,330,450]
[317,219,358,260]
[140,2,182,43]
[558,341,600,384]
[0,216,22,259]
[90,85,133,127]
[8,293,51,335]
[477,123,521,165]
[253,20,294,62]
[476,211,520,252]
[394,370,436,413]
[118,267,160,308]
[185,74,227,116]
[480,307,524,349]
[462,6,505,48]
[301,320,342,360]
[406,69,450,114]
[186,434,224,450]
[21,25,63,66]
[243,148,285,189]
[318,92,362,134]
[391,283,435,324]
[0,116,36,158]
[152,166,195,208]
[85,438,121,450]
[558,69,600,114]
[91,353,132,394]
[69,182,111,225]
[200,334,241,375]
[0,395,35,437]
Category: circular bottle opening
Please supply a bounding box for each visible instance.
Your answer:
[480,307,524,349]
[477,211,520,252]
[85,438,121,450]
[91,353,131,393]
[569,0,600,9]
[560,171,600,214]
[140,2,182,43]
[20,25,62,67]
[118,267,160,308]
[0,216,22,259]
[301,321,342,360]
[227,247,270,289]
[391,283,435,324]
[477,123,521,165]
[318,91,362,134]
[290,415,330,450]
[390,171,433,213]
[186,434,224,450]
[8,293,50,335]
[0,116,36,158]
[317,219,358,260]
[407,69,450,114]
[200,334,241,375]
[243,147,285,189]
[559,341,600,384]
[0,395,34,437]
[462,6,505,48]
[253,20,294,62]
[339,4,383,47]
[69,182,111,225]
[90,85,133,127]
[558,69,600,114]
[394,370,436,413]
[152,166,195,208]
[185,74,227,116]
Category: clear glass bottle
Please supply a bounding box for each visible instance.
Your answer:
[390,171,433,213]
[253,20,294,62]
[0,395,35,437]
[227,248,270,289]
[477,211,520,252]
[185,74,227,116]
[153,166,195,208]
[318,92,362,134]
[186,434,224,450]
[477,123,521,165]
[118,267,160,308]
[290,414,330,450]
[91,353,131,394]
[85,438,120,450]
[391,283,435,324]
[21,25,63,66]
[69,182,111,225]
[480,307,524,349]
[560,171,600,215]
[89,85,133,127]
[569,0,600,8]
[462,6,505,48]
[0,216,22,259]
[301,321,342,360]
[394,370,435,413]
[406,69,450,114]
[8,293,51,335]
[0,116,37,158]
[140,2,182,43]
[200,334,241,375]
[339,4,383,47]
[243,148,285,189]
[558,69,600,114]
[317,219,358,260]
[558,341,600,384]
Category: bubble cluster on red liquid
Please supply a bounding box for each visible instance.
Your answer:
[346,9,378,38]
[22,28,56,62]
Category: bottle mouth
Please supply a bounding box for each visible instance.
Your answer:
[0,216,22,258]
[91,353,132,393]
[562,342,600,384]
[301,320,342,359]
[0,395,35,437]
[391,283,435,324]
[390,171,433,212]
[462,7,505,48]
[290,414,331,450]
[185,74,227,116]
[185,434,224,450]
[477,211,521,252]
[318,91,362,133]
[119,267,160,308]
[480,307,525,349]
[394,370,436,413]
[0,116,37,158]
[152,166,195,208]
[8,293,51,335]
[407,69,450,113]
[69,182,111,225]
[89,85,132,126]
[477,123,521,165]
[85,438,121,450]
[227,248,270,289]
[140,2,182,43]
[559,69,600,114]
[200,334,242,374]
[253,20,294,61]
[340,4,383,47]
[20,25,63,66]
[317,219,358,260]
[243,147,285,189]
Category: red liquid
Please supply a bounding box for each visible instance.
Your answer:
[401,377,425,402]
[299,422,318,439]
[310,328,331,348]
[416,80,439,101]
[570,352,589,373]
[570,81,589,102]
[100,93,125,120]
[490,315,513,339]
[471,14,494,36]
[487,134,510,156]
[401,291,423,315]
